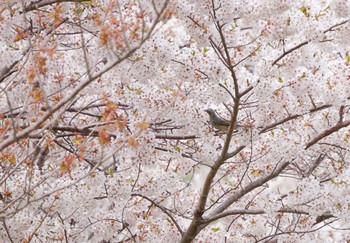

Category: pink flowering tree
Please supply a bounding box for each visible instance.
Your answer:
[0,0,350,242]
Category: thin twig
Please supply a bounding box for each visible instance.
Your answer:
[305,120,350,149]
[131,193,184,236]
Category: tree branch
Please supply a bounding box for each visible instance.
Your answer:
[0,61,19,83]
[154,134,197,140]
[205,161,290,219]
[202,207,312,225]
[24,0,89,12]
[272,19,350,66]
[259,114,301,134]
[180,2,242,241]
[260,103,333,134]
[225,145,245,160]
[305,120,350,149]
[304,153,325,177]
[323,19,350,33]
[131,193,184,236]
[272,41,309,66]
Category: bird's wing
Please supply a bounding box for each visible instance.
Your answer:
[216,117,231,126]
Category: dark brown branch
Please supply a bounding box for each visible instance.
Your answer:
[239,86,254,97]
[2,221,14,243]
[171,59,186,66]
[259,114,301,134]
[260,104,333,134]
[202,208,312,225]
[0,61,19,84]
[272,19,350,66]
[181,2,241,241]
[323,19,350,33]
[309,104,332,113]
[52,125,96,133]
[1,101,125,119]
[319,142,350,152]
[305,120,350,149]
[219,83,235,101]
[193,0,241,218]
[272,41,309,66]
[225,145,245,160]
[149,119,172,126]
[186,15,205,31]
[308,93,317,109]
[209,37,230,70]
[194,68,209,80]
[24,0,89,12]
[155,134,197,140]
[304,153,325,177]
[18,123,196,141]
[202,209,265,223]
[232,44,261,68]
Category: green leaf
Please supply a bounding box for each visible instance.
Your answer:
[212,227,220,232]
[105,168,114,175]
[300,6,311,17]
[126,85,143,94]
[345,51,350,64]
[336,202,341,210]
[165,217,174,225]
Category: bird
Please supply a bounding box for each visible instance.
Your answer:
[205,108,231,132]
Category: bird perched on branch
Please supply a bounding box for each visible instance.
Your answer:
[205,108,231,132]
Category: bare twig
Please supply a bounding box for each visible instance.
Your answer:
[272,41,309,66]
[155,134,197,140]
[0,61,19,83]
[131,193,184,236]
[323,19,350,33]
[272,19,350,66]
[259,114,301,134]
[219,83,235,101]
[2,220,14,243]
[205,160,290,221]
[305,120,350,149]
[305,154,325,177]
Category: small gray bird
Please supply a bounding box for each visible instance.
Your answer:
[205,108,231,132]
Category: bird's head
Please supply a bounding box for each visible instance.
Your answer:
[205,108,231,132]
[205,108,216,118]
